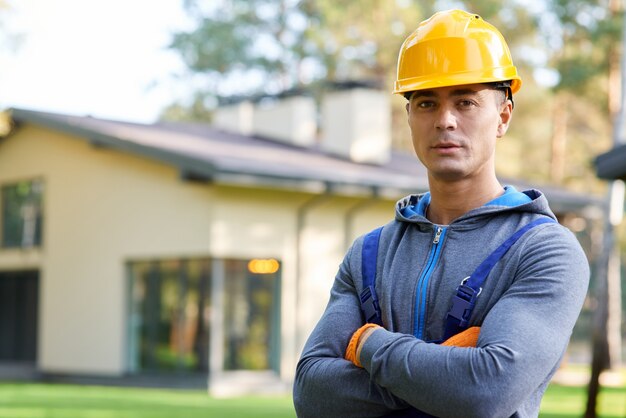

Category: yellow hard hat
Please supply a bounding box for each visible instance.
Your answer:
[393,9,522,96]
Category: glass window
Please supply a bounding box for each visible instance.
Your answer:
[128,258,211,373]
[128,257,281,374]
[1,179,44,248]
[223,259,280,372]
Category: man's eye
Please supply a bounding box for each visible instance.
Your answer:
[417,101,435,109]
[458,100,475,108]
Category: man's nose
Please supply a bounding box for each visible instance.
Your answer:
[434,106,457,130]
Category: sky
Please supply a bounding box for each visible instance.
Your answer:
[0,0,193,123]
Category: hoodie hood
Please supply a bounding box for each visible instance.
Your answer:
[396,186,557,225]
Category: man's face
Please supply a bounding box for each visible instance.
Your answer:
[406,84,512,183]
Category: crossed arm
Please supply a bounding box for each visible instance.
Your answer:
[293,232,589,418]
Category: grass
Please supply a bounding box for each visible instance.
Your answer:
[0,372,624,418]
[540,384,626,418]
[0,383,296,418]
[539,366,626,417]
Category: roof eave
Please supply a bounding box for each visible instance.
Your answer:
[11,108,218,182]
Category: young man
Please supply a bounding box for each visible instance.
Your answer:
[293,9,589,418]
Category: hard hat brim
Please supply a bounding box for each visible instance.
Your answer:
[393,69,522,95]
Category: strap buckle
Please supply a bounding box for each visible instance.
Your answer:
[460,276,482,296]
[446,277,482,328]
[360,285,382,325]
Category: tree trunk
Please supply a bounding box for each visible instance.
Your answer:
[584,215,612,418]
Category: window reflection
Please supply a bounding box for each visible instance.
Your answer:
[223,259,280,371]
[128,257,280,374]
[129,259,211,373]
[1,179,44,248]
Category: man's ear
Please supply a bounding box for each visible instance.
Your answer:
[405,102,410,114]
[496,100,513,138]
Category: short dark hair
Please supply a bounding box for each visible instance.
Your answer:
[487,81,514,107]
[403,81,514,107]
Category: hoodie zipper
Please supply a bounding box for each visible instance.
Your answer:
[413,226,446,339]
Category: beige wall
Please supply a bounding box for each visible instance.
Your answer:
[296,198,391,343]
[0,125,216,374]
[0,124,399,383]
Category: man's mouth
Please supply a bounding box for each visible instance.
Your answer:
[433,142,461,149]
[432,142,463,155]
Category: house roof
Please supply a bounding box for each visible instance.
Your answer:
[595,143,626,180]
[8,108,430,199]
[6,107,602,214]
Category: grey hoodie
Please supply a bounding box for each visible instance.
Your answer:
[294,189,589,418]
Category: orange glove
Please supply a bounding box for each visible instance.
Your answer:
[345,323,380,367]
[345,325,481,368]
[441,326,481,347]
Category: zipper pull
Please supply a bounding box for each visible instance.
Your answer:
[433,227,443,244]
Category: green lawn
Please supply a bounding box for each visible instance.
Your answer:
[540,383,626,418]
[0,378,624,418]
[0,383,296,418]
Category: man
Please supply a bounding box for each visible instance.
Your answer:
[293,9,589,418]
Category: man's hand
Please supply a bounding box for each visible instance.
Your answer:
[441,326,481,347]
[345,325,481,368]
[345,323,381,367]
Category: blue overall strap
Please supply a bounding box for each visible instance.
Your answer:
[443,217,557,340]
[361,227,435,418]
[360,226,384,326]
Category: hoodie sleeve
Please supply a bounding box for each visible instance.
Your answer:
[293,242,409,417]
[357,224,589,418]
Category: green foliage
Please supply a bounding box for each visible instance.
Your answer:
[167,1,435,107]
[159,93,214,123]
[165,0,620,194]
[171,0,318,97]
[541,0,623,93]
